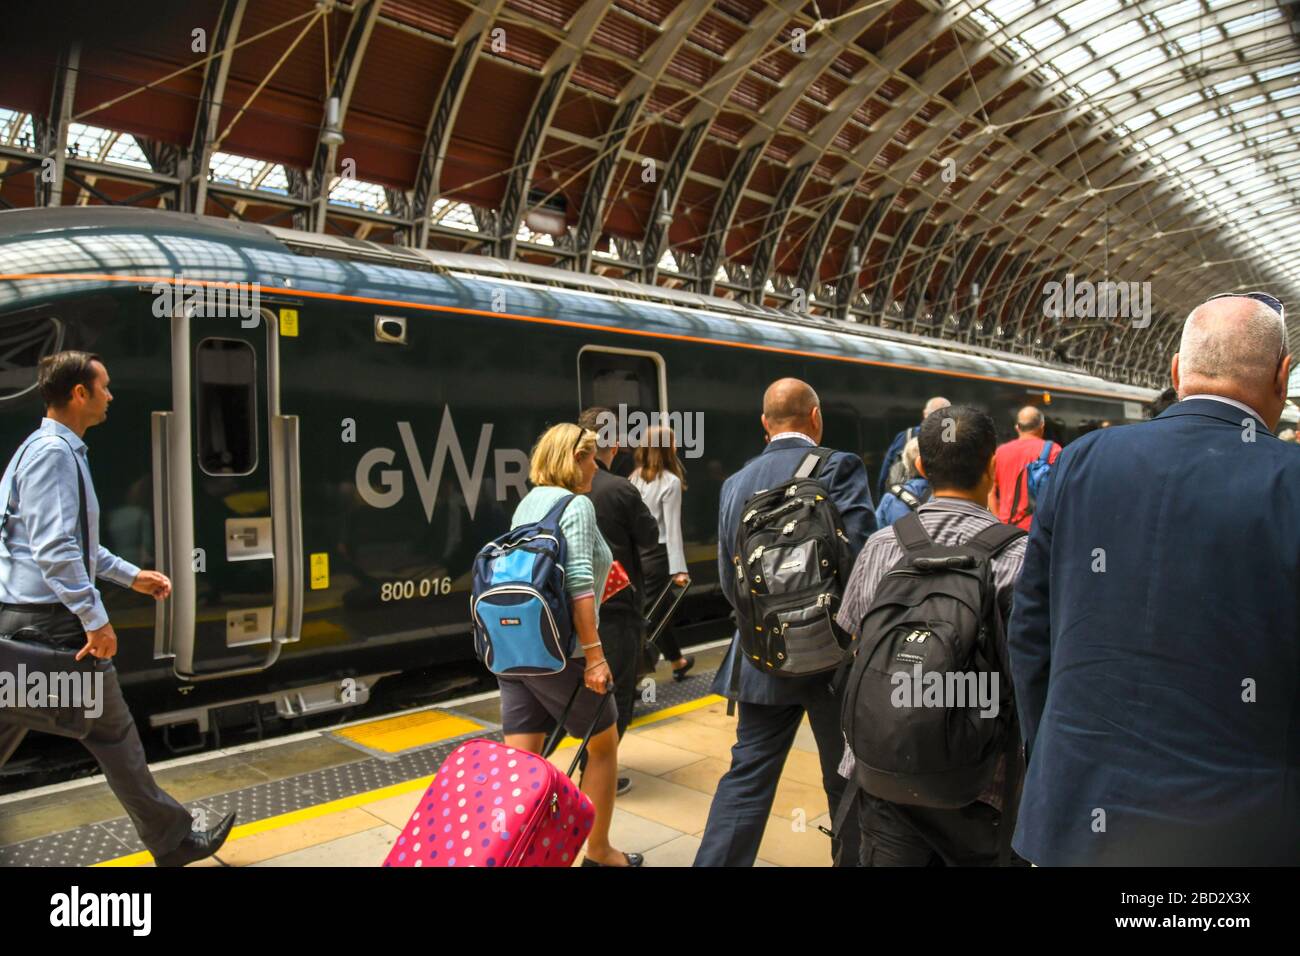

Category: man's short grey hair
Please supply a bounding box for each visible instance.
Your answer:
[1178,297,1285,386]
[902,436,921,477]
[923,396,950,418]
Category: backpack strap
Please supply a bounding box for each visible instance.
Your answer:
[727,635,741,717]
[2,435,90,580]
[966,522,1027,558]
[0,439,39,537]
[822,779,860,867]
[536,492,576,532]
[1009,441,1055,524]
[1007,461,1030,526]
[891,511,932,553]
[891,483,923,511]
[792,446,832,480]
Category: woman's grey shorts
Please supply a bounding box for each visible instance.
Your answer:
[498,657,618,737]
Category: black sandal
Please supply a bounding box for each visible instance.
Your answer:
[581,852,645,868]
[671,656,695,682]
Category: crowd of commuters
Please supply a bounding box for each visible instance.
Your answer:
[3,291,1297,868]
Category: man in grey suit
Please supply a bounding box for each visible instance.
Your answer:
[0,351,235,866]
[695,378,876,866]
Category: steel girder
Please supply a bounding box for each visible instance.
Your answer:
[570,1,709,272]
[694,12,871,295]
[409,0,507,248]
[494,0,608,260]
[832,193,894,319]
[869,208,925,318]
[306,0,383,233]
[185,0,246,215]
[821,1,1285,366]
[639,0,804,284]
[903,221,954,331]
[932,233,983,334]
[793,187,852,298]
[35,45,78,208]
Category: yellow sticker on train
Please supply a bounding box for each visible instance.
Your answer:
[279,308,299,337]
[310,552,329,589]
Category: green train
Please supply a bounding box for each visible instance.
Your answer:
[0,206,1158,752]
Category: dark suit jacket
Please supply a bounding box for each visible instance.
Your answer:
[1008,398,1300,865]
[710,436,877,705]
[586,459,661,617]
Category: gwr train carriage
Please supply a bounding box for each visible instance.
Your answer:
[0,206,1157,750]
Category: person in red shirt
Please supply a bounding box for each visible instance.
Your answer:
[989,406,1060,531]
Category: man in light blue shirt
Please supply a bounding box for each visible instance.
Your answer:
[0,350,235,865]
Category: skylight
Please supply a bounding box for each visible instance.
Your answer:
[964,0,1300,302]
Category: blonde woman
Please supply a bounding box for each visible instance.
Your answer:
[496,423,642,867]
[629,425,694,680]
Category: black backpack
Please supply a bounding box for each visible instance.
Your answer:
[729,448,856,707]
[840,512,1024,810]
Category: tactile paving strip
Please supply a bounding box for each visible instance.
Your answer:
[0,668,721,867]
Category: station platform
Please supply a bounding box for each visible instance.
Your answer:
[0,641,836,867]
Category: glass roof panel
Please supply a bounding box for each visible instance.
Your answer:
[1154,0,1203,28]
[1059,0,1122,31]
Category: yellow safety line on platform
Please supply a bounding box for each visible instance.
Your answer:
[91,693,726,868]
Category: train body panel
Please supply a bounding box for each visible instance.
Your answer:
[0,208,1155,732]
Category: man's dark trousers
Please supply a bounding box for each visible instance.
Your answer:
[859,794,1023,866]
[599,605,642,739]
[0,604,194,857]
[694,677,860,867]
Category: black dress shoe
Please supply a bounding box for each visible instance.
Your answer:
[581,851,645,868]
[153,811,237,867]
[671,656,695,682]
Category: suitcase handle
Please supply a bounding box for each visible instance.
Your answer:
[540,682,613,779]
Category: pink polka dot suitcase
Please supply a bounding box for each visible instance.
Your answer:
[383,689,609,868]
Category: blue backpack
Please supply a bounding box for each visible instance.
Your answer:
[1010,440,1057,523]
[470,495,575,676]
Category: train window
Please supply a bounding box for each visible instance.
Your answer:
[196,338,258,476]
[577,347,665,420]
[0,312,63,402]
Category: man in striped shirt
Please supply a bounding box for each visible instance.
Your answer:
[835,405,1027,866]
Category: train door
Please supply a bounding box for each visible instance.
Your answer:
[576,345,668,475]
[152,303,303,680]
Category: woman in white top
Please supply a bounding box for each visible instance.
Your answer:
[629,425,694,680]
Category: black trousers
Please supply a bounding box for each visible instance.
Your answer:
[0,605,194,857]
[640,544,683,662]
[599,605,643,740]
[694,684,861,867]
[858,792,1023,866]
